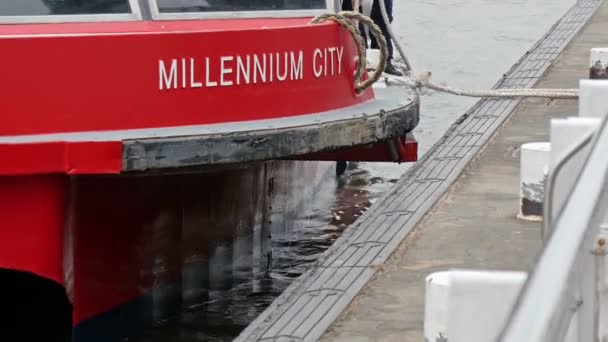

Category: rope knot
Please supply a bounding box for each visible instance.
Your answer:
[414,71,432,87]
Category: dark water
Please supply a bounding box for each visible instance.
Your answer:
[132,1,577,339]
[131,161,387,341]
[1,1,572,340]
[0,0,577,340]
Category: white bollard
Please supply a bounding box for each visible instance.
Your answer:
[518,142,551,221]
[448,271,526,342]
[424,272,450,342]
[579,79,608,118]
[590,47,608,79]
[423,270,583,342]
[424,270,527,342]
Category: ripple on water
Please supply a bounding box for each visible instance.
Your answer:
[139,0,577,340]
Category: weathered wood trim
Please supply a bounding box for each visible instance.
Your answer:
[123,98,419,172]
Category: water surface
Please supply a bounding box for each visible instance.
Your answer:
[140,1,576,339]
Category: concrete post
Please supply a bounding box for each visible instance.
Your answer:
[579,79,608,118]
[518,142,551,221]
[424,272,450,342]
[590,47,608,79]
[424,270,527,342]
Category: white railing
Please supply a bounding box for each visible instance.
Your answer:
[499,110,608,342]
[424,49,608,342]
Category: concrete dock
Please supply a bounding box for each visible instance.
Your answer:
[235,0,606,341]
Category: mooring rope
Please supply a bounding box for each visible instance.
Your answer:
[311,12,388,94]
[312,6,579,99]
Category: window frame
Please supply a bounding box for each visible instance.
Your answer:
[147,0,335,20]
[0,0,143,24]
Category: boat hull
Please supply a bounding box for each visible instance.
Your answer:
[0,17,419,175]
[0,160,336,341]
[0,15,420,340]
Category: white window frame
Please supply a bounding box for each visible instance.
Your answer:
[0,0,143,24]
[147,0,335,20]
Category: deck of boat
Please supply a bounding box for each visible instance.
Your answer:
[235,0,607,340]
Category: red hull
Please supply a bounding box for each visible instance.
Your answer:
[0,19,371,136]
[0,10,419,341]
[0,161,337,339]
[0,17,420,175]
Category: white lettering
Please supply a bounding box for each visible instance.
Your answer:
[254,54,267,84]
[336,46,344,75]
[276,53,288,81]
[269,53,274,82]
[313,49,323,78]
[205,57,218,87]
[159,59,178,90]
[220,56,234,87]
[190,58,203,88]
[290,51,303,80]
[328,47,336,75]
[324,48,328,76]
[181,58,187,88]
[159,47,346,90]
[237,55,251,85]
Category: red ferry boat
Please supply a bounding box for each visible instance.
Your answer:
[0,0,418,340]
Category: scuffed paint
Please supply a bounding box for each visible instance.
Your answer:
[521,179,545,203]
[519,143,549,220]
[520,168,547,218]
[590,59,608,79]
[590,48,608,79]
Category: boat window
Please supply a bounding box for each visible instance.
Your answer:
[0,0,132,16]
[0,0,142,23]
[156,0,326,13]
[148,0,332,19]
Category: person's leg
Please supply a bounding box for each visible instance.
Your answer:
[369,0,393,60]
[341,1,369,48]
[369,0,401,75]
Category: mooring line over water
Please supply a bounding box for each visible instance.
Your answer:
[236,0,603,340]
[313,3,581,99]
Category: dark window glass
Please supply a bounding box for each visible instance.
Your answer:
[0,0,131,16]
[157,0,326,13]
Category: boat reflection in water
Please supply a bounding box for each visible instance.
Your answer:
[0,3,416,340]
[56,160,370,341]
[64,159,372,342]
